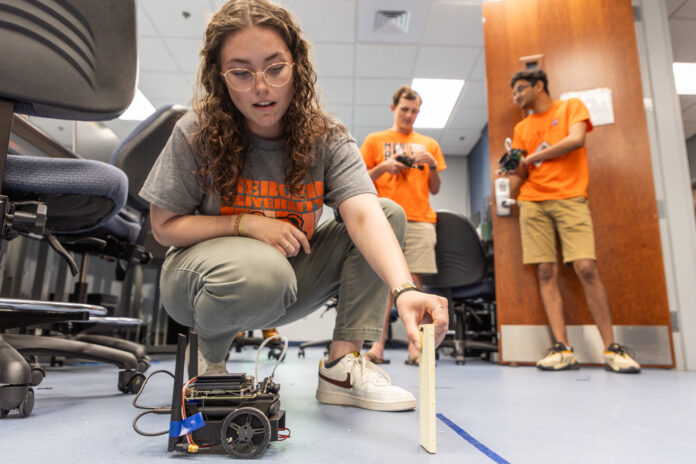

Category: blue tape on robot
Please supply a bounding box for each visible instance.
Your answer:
[169,412,205,437]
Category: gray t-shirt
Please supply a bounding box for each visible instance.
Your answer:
[139,111,376,239]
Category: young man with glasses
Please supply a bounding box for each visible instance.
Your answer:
[140,0,449,412]
[507,68,640,373]
[360,85,447,366]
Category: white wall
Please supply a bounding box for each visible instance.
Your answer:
[431,155,470,217]
[634,0,696,371]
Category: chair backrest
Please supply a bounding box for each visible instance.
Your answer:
[0,0,137,120]
[422,210,487,289]
[110,105,188,212]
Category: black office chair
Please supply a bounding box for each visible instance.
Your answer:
[53,105,187,365]
[297,297,337,358]
[422,210,497,365]
[0,0,143,417]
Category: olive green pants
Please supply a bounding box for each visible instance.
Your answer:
[159,198,406,362]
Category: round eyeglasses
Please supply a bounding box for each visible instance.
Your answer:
[512,83,531,96]
[220,62,294,92]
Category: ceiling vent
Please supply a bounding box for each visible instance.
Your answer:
[374,10,411,35]
[357,0,427,44]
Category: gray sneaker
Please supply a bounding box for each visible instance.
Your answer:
[536,342,579,371]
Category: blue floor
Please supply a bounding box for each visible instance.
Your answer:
[3,347,696,463]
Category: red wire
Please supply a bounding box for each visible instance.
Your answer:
[277,427,291,441]
[181,377,196,445]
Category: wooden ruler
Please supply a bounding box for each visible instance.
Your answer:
[419,324,436,453]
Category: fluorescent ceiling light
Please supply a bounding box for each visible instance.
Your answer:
[673,62,696,95]
[411,78,465,129]
[119,88,156,121]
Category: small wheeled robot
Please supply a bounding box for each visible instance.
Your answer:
[133,332,288,459]
[395,154,425,170]
[497,137,527,174]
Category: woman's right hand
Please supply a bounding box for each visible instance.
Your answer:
[241,214,310,257]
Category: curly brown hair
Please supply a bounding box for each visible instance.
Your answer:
[193,0,345,203]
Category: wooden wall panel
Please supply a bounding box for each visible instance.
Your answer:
[482,0,673,363]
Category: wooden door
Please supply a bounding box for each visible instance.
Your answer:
[483,0,673,367]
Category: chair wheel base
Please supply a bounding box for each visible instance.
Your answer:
[0,387,34,418]
[118,369,145,394]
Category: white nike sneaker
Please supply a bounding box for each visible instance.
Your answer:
[316,352,416,411]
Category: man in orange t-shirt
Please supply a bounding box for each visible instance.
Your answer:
[361,85,447,365]
[507,69,640,373]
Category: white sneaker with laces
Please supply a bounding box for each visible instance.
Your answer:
[604,343,641,373]
[536,342,579,371]
[316,352,416,411]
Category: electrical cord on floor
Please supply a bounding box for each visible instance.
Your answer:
[255,334,289,389]
[132,369,174,437]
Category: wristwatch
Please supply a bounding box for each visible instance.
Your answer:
[391,281,422,307]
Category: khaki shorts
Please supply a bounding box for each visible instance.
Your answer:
[403,221,437,275]
[518,196,596,265]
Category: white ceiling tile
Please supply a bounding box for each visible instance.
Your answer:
[671,0,696,18]
[138,37,180,72]
[139,72,194,101]
[422,3,483,46]
[449,106,488,130]
[140,0,215,38]
[355,44,418,78]
[208,0,227,10]
[440,141,476,157]
[469,51,486,81]
[317,77,354,105]
[441,127,482,145]
[165,38,205,73]
[354,78,410,105]
[354,105,393,127]
[458,80,488,108]
[277,0,356,43]
[669,19,696,61]
[415,128,442,140]
[413,46,479,79]
[312,43,355,77]
[137,3,159,36]
[439,128,482,156]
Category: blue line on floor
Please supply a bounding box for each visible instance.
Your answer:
[437,413,511,464]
